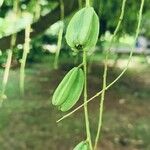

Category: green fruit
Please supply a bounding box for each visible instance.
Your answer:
[65,6,99,51]
[52,67,78,106]
[73,141,89,150]
[60,68,84,111]
[52,67,84,111]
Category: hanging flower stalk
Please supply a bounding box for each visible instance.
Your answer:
[19,23,31,96]
[0,0,19,106]
[54,0,64,69]
[0,50,13,106]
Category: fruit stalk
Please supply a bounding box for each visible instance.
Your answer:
[83,49,92,150]
[20,23,31,96]
[86,0,90,6]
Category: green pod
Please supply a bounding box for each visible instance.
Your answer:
[52,67,78,106]
[73,141,89,150]
[65,6,99,51]
[52,67,84,111]
[60,68,84,112]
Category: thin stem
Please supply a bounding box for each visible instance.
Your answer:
[77,63,83,68]
[0,50,13,106]
[56,0,145,123]
[20,24,31,96]
[94,59,107,150]
[54,0,64,69]
[83,50,93,150]
[94,0,127,149]
[54,26,63,69]
[60,0,64,20]
[0,0,19,106]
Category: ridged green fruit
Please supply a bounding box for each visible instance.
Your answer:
[52,67,84,111]
[65,6,99,51]
[52,67,78,106]
[60,68,84,111]
[73,141,89,150]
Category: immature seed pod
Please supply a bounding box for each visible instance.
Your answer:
[60,68,84,111]
[52,67,84,111]
[73,141,89,150]
[66,6,99,51]
[52,67,78,106]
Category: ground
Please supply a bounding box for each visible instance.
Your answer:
[0,55,149,150]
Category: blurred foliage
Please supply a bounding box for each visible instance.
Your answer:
[0,0,149,37]
[0,0,150,65]
[142,11,150,38]
[93,0,150,37]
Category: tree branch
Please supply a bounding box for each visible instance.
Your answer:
[0,0,78,51]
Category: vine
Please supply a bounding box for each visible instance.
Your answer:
[54,0,64,69]
[0,0,19,106]
[0,49,12,106]
[83,49,92,149]
[94,0,127,149]
[19,23,31,96]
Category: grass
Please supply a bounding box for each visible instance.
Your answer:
[0,56,149,150]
